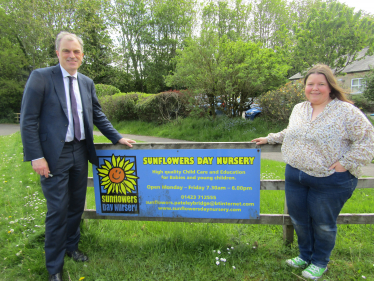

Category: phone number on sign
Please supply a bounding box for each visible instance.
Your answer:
[181,195,216,200]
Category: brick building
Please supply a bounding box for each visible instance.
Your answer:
[289,49,374,94]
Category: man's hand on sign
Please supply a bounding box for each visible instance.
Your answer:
[118,138,136,148]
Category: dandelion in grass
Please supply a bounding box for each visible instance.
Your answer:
[79,278,85,281]
[97,155,139,195]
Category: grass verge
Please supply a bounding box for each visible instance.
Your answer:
[111,116,287,142]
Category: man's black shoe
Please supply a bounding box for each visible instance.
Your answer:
[49,272,62,281]
[66,250,89,262]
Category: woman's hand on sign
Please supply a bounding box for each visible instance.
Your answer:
[251,137,268,145]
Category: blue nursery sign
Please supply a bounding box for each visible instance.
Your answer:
[93,149,261,220]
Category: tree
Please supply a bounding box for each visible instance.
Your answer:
[0,8,27,119]
[200,0,251,41]
[293,1,374,74]
[113,0,196,93]
[250,0,290,49]
[74,0,115,84]
[165,33,289,117]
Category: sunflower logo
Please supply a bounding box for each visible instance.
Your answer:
[97,155,139,195]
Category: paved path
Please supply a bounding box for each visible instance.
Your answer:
[0,124,21,136]
[2,123,374,177]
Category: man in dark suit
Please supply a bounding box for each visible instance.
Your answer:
[20,31,135,281]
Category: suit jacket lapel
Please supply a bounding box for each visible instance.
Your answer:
[51,64,69,119]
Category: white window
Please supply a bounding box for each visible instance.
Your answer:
[351,78,366,94]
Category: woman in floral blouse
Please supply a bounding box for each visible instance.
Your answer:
[252,64,374,280]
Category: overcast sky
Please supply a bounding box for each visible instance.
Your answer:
[340,0,374,15]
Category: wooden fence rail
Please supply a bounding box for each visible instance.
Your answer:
[83,142,374,243]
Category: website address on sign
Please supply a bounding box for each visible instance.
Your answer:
[158,206,241,212]
[146,200,255,207]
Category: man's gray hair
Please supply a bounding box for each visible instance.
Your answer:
[55,31,84,52]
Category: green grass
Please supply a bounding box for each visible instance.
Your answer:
[111,116,287,142]
[1,133,374,280]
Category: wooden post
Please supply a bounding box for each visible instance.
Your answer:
[283,197,294,245]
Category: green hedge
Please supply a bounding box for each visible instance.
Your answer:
[136,90,191,123]
[99,90,193,123]
[100,92,149,121]
[95,84,121,98]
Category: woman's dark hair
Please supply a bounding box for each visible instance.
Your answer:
[304,64,353,104]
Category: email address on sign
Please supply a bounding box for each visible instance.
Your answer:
[158,206,242,212]
[145,200,255,207]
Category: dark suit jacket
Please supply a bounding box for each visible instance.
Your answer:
[20,64,122,173]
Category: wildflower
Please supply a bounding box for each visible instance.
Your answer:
[231,247,234,249]
[362,276,366,279]
[216,261,220,265]
[9,221,14,224]
[8,229,14,233]
[213,250,216,253]
[220,258,226,262]
[228,252,231,254]
[79,278,85,281]
[217,250,221,254]
[227,248,230,251]
[232,266,236,269]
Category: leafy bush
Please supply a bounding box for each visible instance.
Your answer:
[95,84,121,98]
[100,92,148,122]
[135,90,192,123]
[349,94,374,112]
[259,80,306,123]
[363,68,374,102]
[135,94,160,122]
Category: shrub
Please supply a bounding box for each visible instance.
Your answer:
[259,80,306,123]
[95,84,121,98]
[349,94,374,112]
[135,94,160,122]
[135,90,192,123]
[100,92,148,122]
[363,68,374,102]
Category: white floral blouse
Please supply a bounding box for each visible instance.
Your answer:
[267,99,374,178]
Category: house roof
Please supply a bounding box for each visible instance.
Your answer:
[289,48,374,80]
